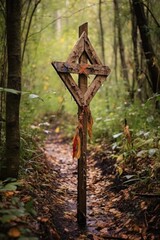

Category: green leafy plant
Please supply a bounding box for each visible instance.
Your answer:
[0,178,38,239]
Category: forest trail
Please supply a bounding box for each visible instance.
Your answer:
[38,125,159,240]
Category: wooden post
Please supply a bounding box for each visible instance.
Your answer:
[77,23,88,227]
[51,22,111,228]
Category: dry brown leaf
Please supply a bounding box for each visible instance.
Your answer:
[4,191,15,197]
[133,224,141,232]
[50,228,61,240]
[21,195,32,202]
[100,227,109,236]
[8,227,21,238]
[93,235,103,240]
[96,220,107,229]
[140,201,147,210]
[37,217,49,222]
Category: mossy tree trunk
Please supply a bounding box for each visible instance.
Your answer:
[1,0,22,179]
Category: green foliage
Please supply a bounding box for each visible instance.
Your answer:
[86,90,160,180]
[0,178,38,239]
[0,178,22,192]
[104,100,160,177]
[1,0,159,184]
[0,87,21,94]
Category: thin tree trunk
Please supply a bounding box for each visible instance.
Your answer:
[22,0,41,62]
[0,1,6,146]
[0,35,7,146]
[113,9,118,85]
[132,0,160,96]
[2,0,22,179]
[113,2,119,99]
[113,0,130,96]
[21,0,32,36]
[129,0,140,102]
[98,0,105,64]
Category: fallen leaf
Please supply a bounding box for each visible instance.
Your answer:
[4,191,15,197]
[140,201,147,210]
[21,195,32,202]
[93,235,103,240]
[8,227,21,238]
[116,165,124,175]
[37,217,49,222]
[100,227,109,235]
[96,220,107,230]
[55,127,60,133]
[50,228,61,240]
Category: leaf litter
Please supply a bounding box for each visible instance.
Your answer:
[2,116,160,239]
[33,120,159,240]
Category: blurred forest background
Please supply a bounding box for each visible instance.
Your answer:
[0,1,160,239]
[0,0,160,177]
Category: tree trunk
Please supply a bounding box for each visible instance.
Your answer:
[22,0,41,62]
[132,0,160,96]
[0,35,7,146]
[129,0,139,102]
[113,5,119,100]
[1,0,22,179]
[0,2,6,147]
[113,7,118,85]
[98,0,105,64]
[113,0,130,96]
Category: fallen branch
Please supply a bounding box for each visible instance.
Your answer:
[135,193,160,198]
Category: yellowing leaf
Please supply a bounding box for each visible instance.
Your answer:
[8,227,21,238]
[116,166,123,176]
[117,154,124,162]
[58,96,64,103]
[43,82,49,91]
[73,130,81,159]
[55,127,60,133]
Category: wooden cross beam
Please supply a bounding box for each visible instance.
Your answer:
[52,28,110,107]
[51,22,110,227]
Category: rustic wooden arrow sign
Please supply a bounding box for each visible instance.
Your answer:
[52,22,110,227]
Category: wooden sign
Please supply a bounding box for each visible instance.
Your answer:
[52,22,110,227]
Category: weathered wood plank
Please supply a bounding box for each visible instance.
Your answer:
[67,31,85,64]
[84,34,102,65]
[77,22,88,227]
[52,63,84,107]
[84,74,110,105]
[52,61,110,76]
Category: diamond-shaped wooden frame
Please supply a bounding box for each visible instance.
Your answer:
[52,31,110,107]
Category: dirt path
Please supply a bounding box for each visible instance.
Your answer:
[42,130,158,240]
[1,120,159,239]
